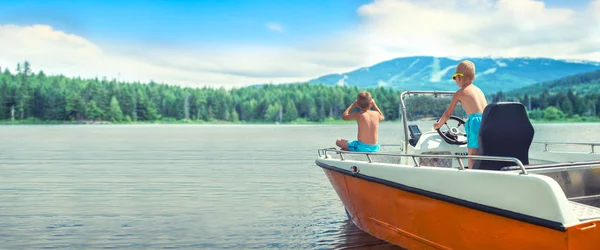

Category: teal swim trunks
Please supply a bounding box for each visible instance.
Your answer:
[465,113,482,149]
[348,140,380,152]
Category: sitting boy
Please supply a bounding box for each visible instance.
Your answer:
[433,60,487,168]
[336,91,385,152]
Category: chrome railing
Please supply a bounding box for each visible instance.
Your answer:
[501,160,600,172]
[532,142,600,154]
[317,148,528,175]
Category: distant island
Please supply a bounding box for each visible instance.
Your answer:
[0,59,599,125]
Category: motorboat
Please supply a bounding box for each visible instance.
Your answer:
[315,90,600,249]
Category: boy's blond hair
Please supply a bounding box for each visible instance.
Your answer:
[456,60,476,83]
[357,91,372,109]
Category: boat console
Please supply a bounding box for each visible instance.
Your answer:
[407,124,422,147]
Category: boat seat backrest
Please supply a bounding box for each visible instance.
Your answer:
[472,102,534,171]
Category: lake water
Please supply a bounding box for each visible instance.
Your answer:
[1,122,600,249]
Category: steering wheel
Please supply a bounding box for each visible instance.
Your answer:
[436,115,467,145]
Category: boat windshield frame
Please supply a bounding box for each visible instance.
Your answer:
[399,90,456,154]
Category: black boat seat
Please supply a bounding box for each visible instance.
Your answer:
[472,102,534,171]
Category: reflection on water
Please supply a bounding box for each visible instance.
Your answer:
[324,219,405,250]
[0,123,598,249]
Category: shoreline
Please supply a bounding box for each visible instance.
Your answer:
[1,118,599,125]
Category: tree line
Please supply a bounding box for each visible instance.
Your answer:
[0,62,598,123]
[492,89,600,120]
[0,62,404,123]
[499,69,600,120]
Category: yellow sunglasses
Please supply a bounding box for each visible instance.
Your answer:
[452,73,463,80]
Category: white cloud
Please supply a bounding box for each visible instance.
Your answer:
[265,22,284,32]
[356,0,600,64]
[0,0,599,88]
[0,24,356,88]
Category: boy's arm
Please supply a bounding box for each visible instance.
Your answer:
[341,101,359,120]
[433,92,460,130]
[371,100,385,121]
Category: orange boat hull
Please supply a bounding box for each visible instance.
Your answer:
[321,166,600,250]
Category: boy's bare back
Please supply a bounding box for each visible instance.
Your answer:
[456,84,487,116]
[355,109,382,145]
[434,60,487,129]
[337,92,385,151]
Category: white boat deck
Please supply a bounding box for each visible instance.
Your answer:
[569,201,600,221]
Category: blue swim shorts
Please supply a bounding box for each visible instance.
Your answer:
[348,140,380,152]
[465,113,482,149]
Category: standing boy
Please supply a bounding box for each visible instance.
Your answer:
[336,91,385,152]
[433,60,487,168]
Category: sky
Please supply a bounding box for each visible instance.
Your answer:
[0,0,599,88]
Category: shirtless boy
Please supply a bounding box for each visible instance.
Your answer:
[433,60,487,168]
[336,91,385,152]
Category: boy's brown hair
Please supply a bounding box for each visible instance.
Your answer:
[357,91,372,109]
[456,60,476,82]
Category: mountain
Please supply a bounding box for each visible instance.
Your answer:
[306,56,600,93]
[506,69,600,96]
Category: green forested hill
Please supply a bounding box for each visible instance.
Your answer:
[490,70,600,121]
[506,70,600,96]
[1,62,599,124]
[1,62,410,123]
